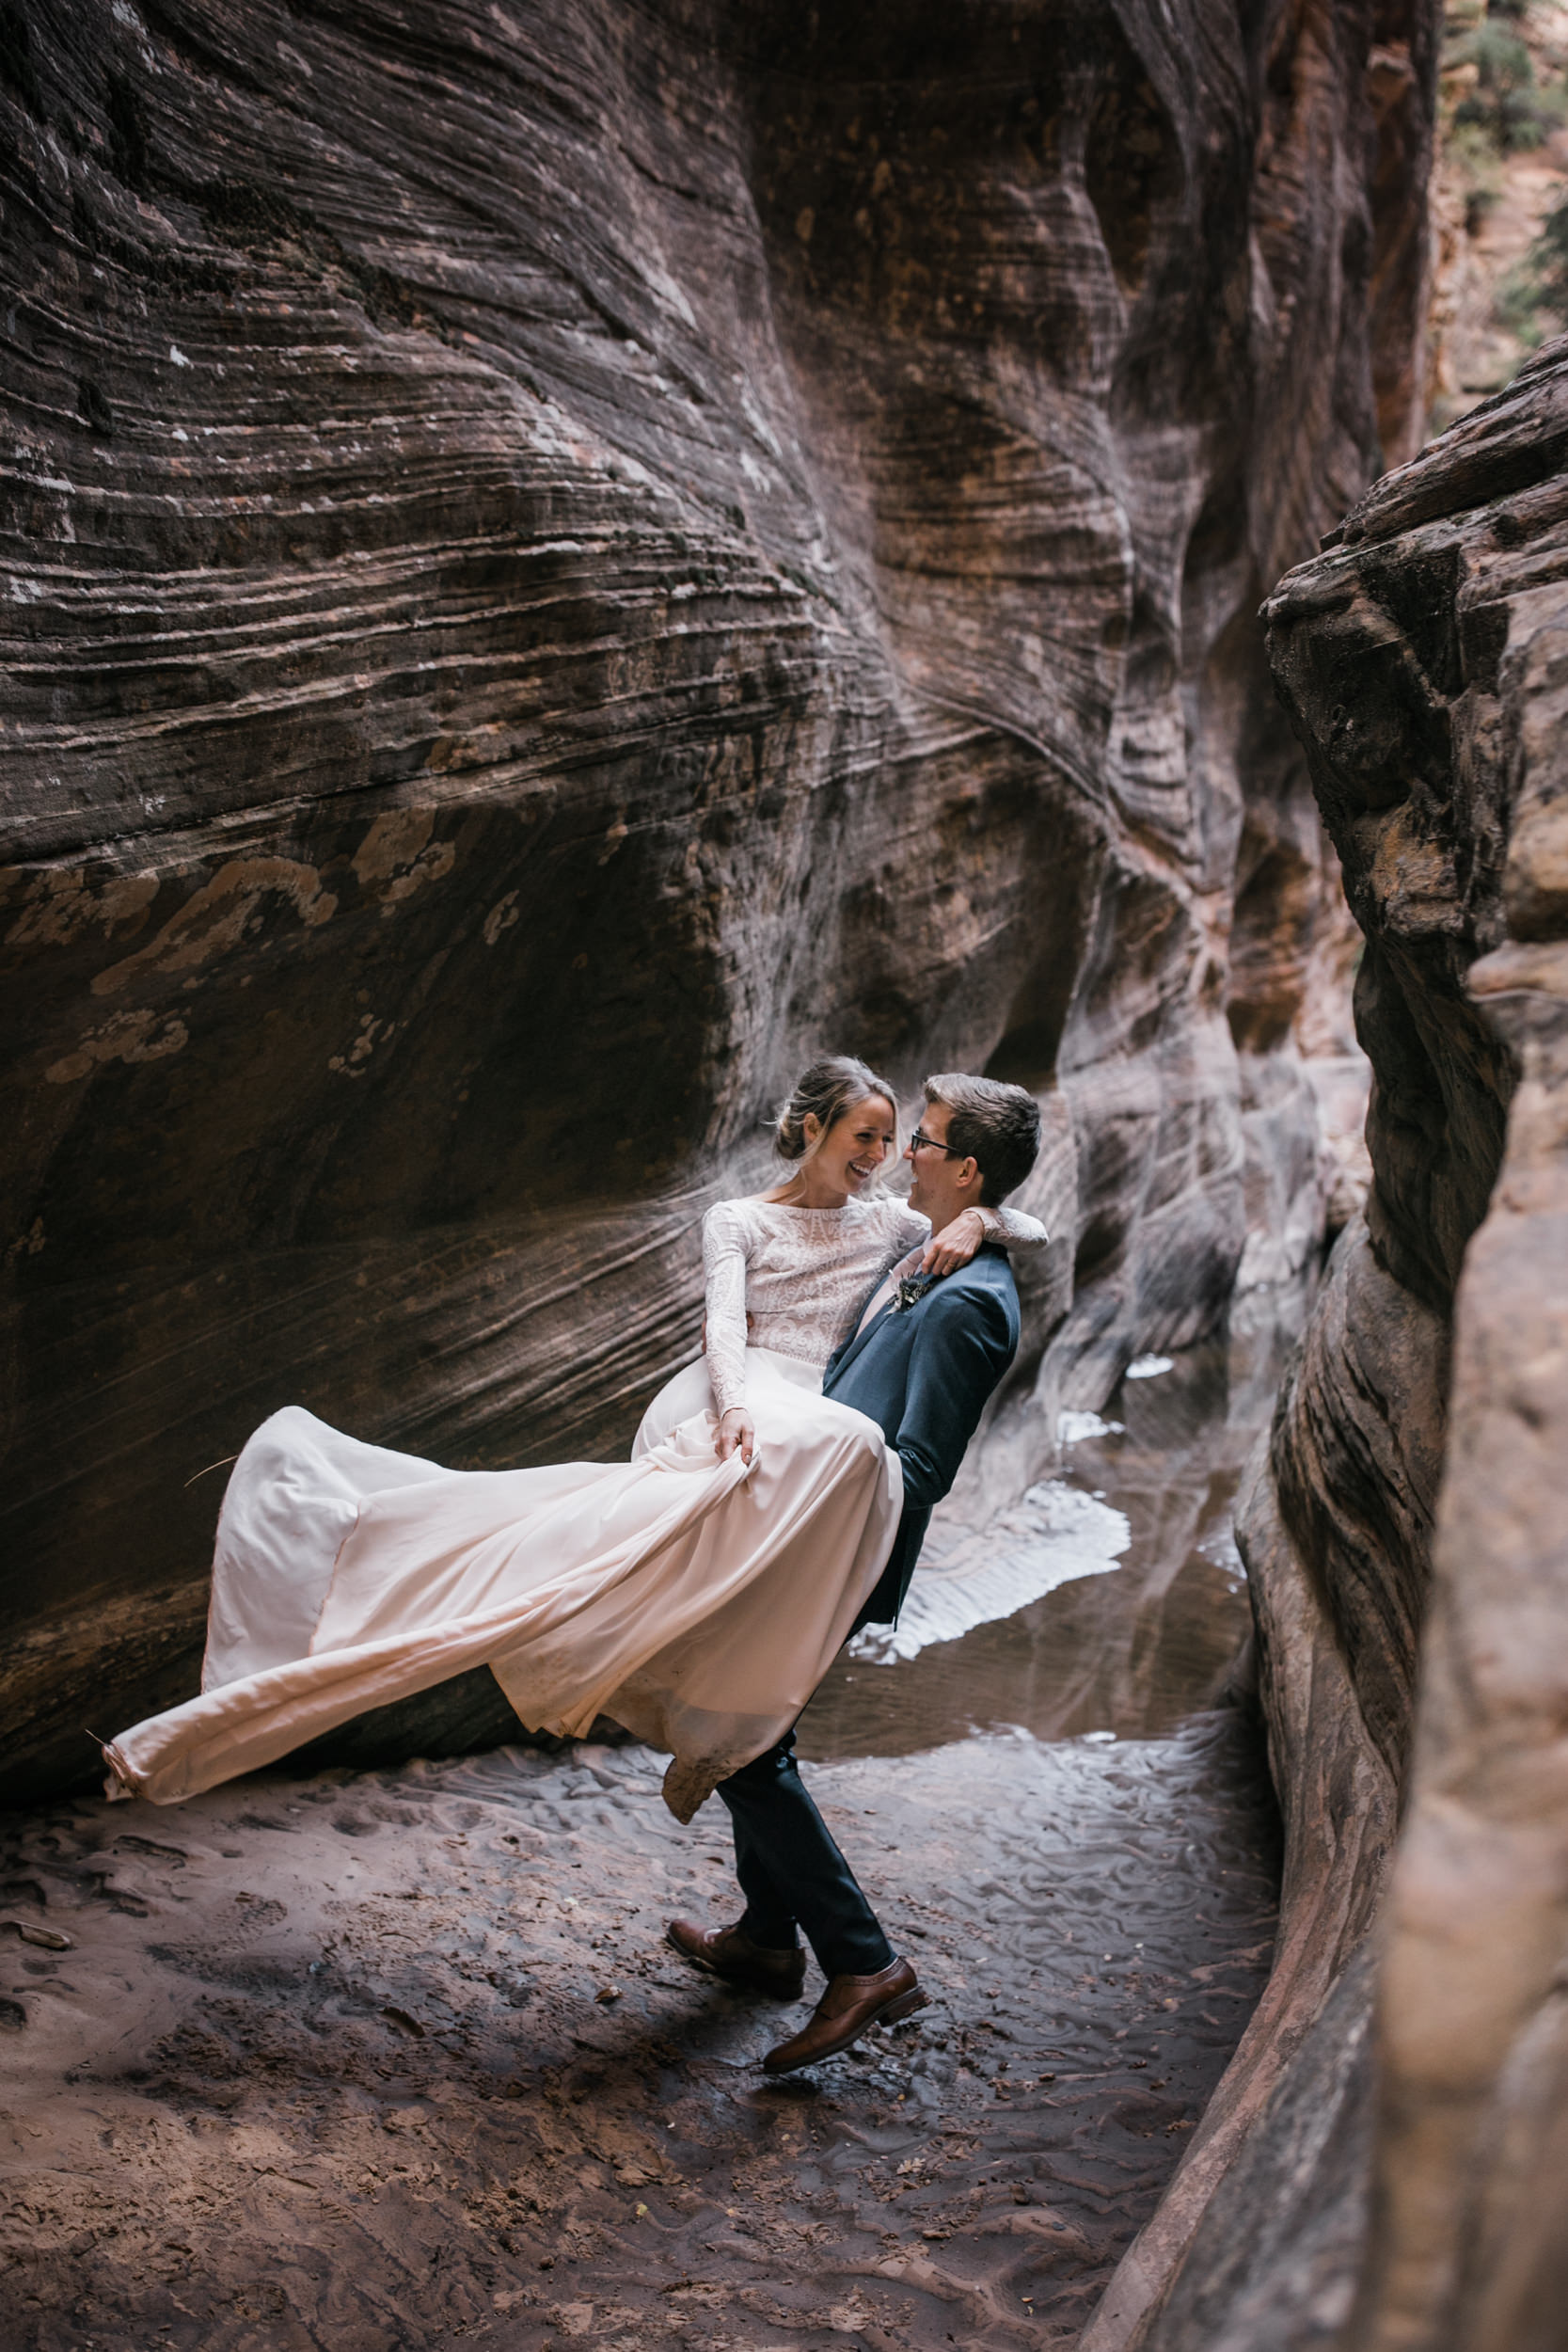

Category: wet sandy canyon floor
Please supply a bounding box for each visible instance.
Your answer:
[0,1330,1288,2351]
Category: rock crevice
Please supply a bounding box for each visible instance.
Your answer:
[1097,336,1568,2352]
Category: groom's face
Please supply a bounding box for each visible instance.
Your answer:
[906,1097,974,1226]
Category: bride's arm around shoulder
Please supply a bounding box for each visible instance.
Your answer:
[884,1195,1049,1275]
[979,1200,1049,1249]
[701,1200,755,1456]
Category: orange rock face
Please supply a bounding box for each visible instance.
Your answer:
[1,0,1435,1798]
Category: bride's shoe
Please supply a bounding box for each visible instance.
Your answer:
[661,1755,726,1823]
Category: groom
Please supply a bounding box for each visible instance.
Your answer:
[669,1072,1043,2073]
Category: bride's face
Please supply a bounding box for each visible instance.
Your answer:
[812,1094,896,1194]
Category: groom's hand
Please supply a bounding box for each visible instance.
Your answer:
[922,1207,987,1277]
[715,1407,756,1467]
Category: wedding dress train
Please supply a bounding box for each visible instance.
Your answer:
[103,1349,901,1820]
[103,1189,1045,1820]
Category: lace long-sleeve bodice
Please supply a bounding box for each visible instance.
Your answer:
[701,1192,1047,1420]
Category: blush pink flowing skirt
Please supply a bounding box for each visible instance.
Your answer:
[103,1348,901,1822]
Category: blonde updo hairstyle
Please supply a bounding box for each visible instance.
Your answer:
[774,1055,900,1172]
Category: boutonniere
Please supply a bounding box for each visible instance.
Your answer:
[893,1273,934,1314]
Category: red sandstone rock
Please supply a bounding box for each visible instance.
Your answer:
[0,1,1433,1805]
[1106,335,1568,2352]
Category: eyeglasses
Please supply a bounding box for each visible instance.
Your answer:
[909,1128,963,1157]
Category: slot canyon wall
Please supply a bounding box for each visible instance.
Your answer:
[0,0,1436,1813]
[1079,342,1568,2349]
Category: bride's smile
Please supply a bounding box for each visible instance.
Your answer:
[767,1093,897,1212]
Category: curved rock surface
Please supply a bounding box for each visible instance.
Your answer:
[1093,339,1568,2349]
[2,0,1430,1803]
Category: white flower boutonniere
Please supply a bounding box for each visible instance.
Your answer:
[893,1273,934,1314]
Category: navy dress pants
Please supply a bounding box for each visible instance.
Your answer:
[715,1726,894,1980]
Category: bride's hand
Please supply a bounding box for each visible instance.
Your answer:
[922,1207,987,1276]
[716,1406,755,1466]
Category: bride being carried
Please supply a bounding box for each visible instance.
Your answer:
[105,1055,1046,2068]
[103,1057,1045,2061]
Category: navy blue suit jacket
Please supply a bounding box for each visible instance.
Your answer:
[821,1243,1020,1629]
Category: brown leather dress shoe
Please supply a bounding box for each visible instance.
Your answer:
[667,1917,807,2000]
[762,1956,927,2074]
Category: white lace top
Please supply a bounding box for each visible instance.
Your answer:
[701,1192,1048,1420]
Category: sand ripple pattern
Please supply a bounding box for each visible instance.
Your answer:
[0,1714,1276,2349]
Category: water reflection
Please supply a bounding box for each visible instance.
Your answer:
[799,1294,1302,1763]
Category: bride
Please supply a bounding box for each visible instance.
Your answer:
[103,1057,1045,1820]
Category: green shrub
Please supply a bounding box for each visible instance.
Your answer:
[1450,22,1566,149]
[1497,262,1549,344]
[1449,118,1505,230]
[1530,194,1568,314]
[1465,21,1532,82]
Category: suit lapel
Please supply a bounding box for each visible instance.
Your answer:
[829,1258,958,1386]
[828,1294,899,1386]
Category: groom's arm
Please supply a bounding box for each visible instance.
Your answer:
[892,1283,1016,1511]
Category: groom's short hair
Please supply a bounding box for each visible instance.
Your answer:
[924,1073,1042,1207]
